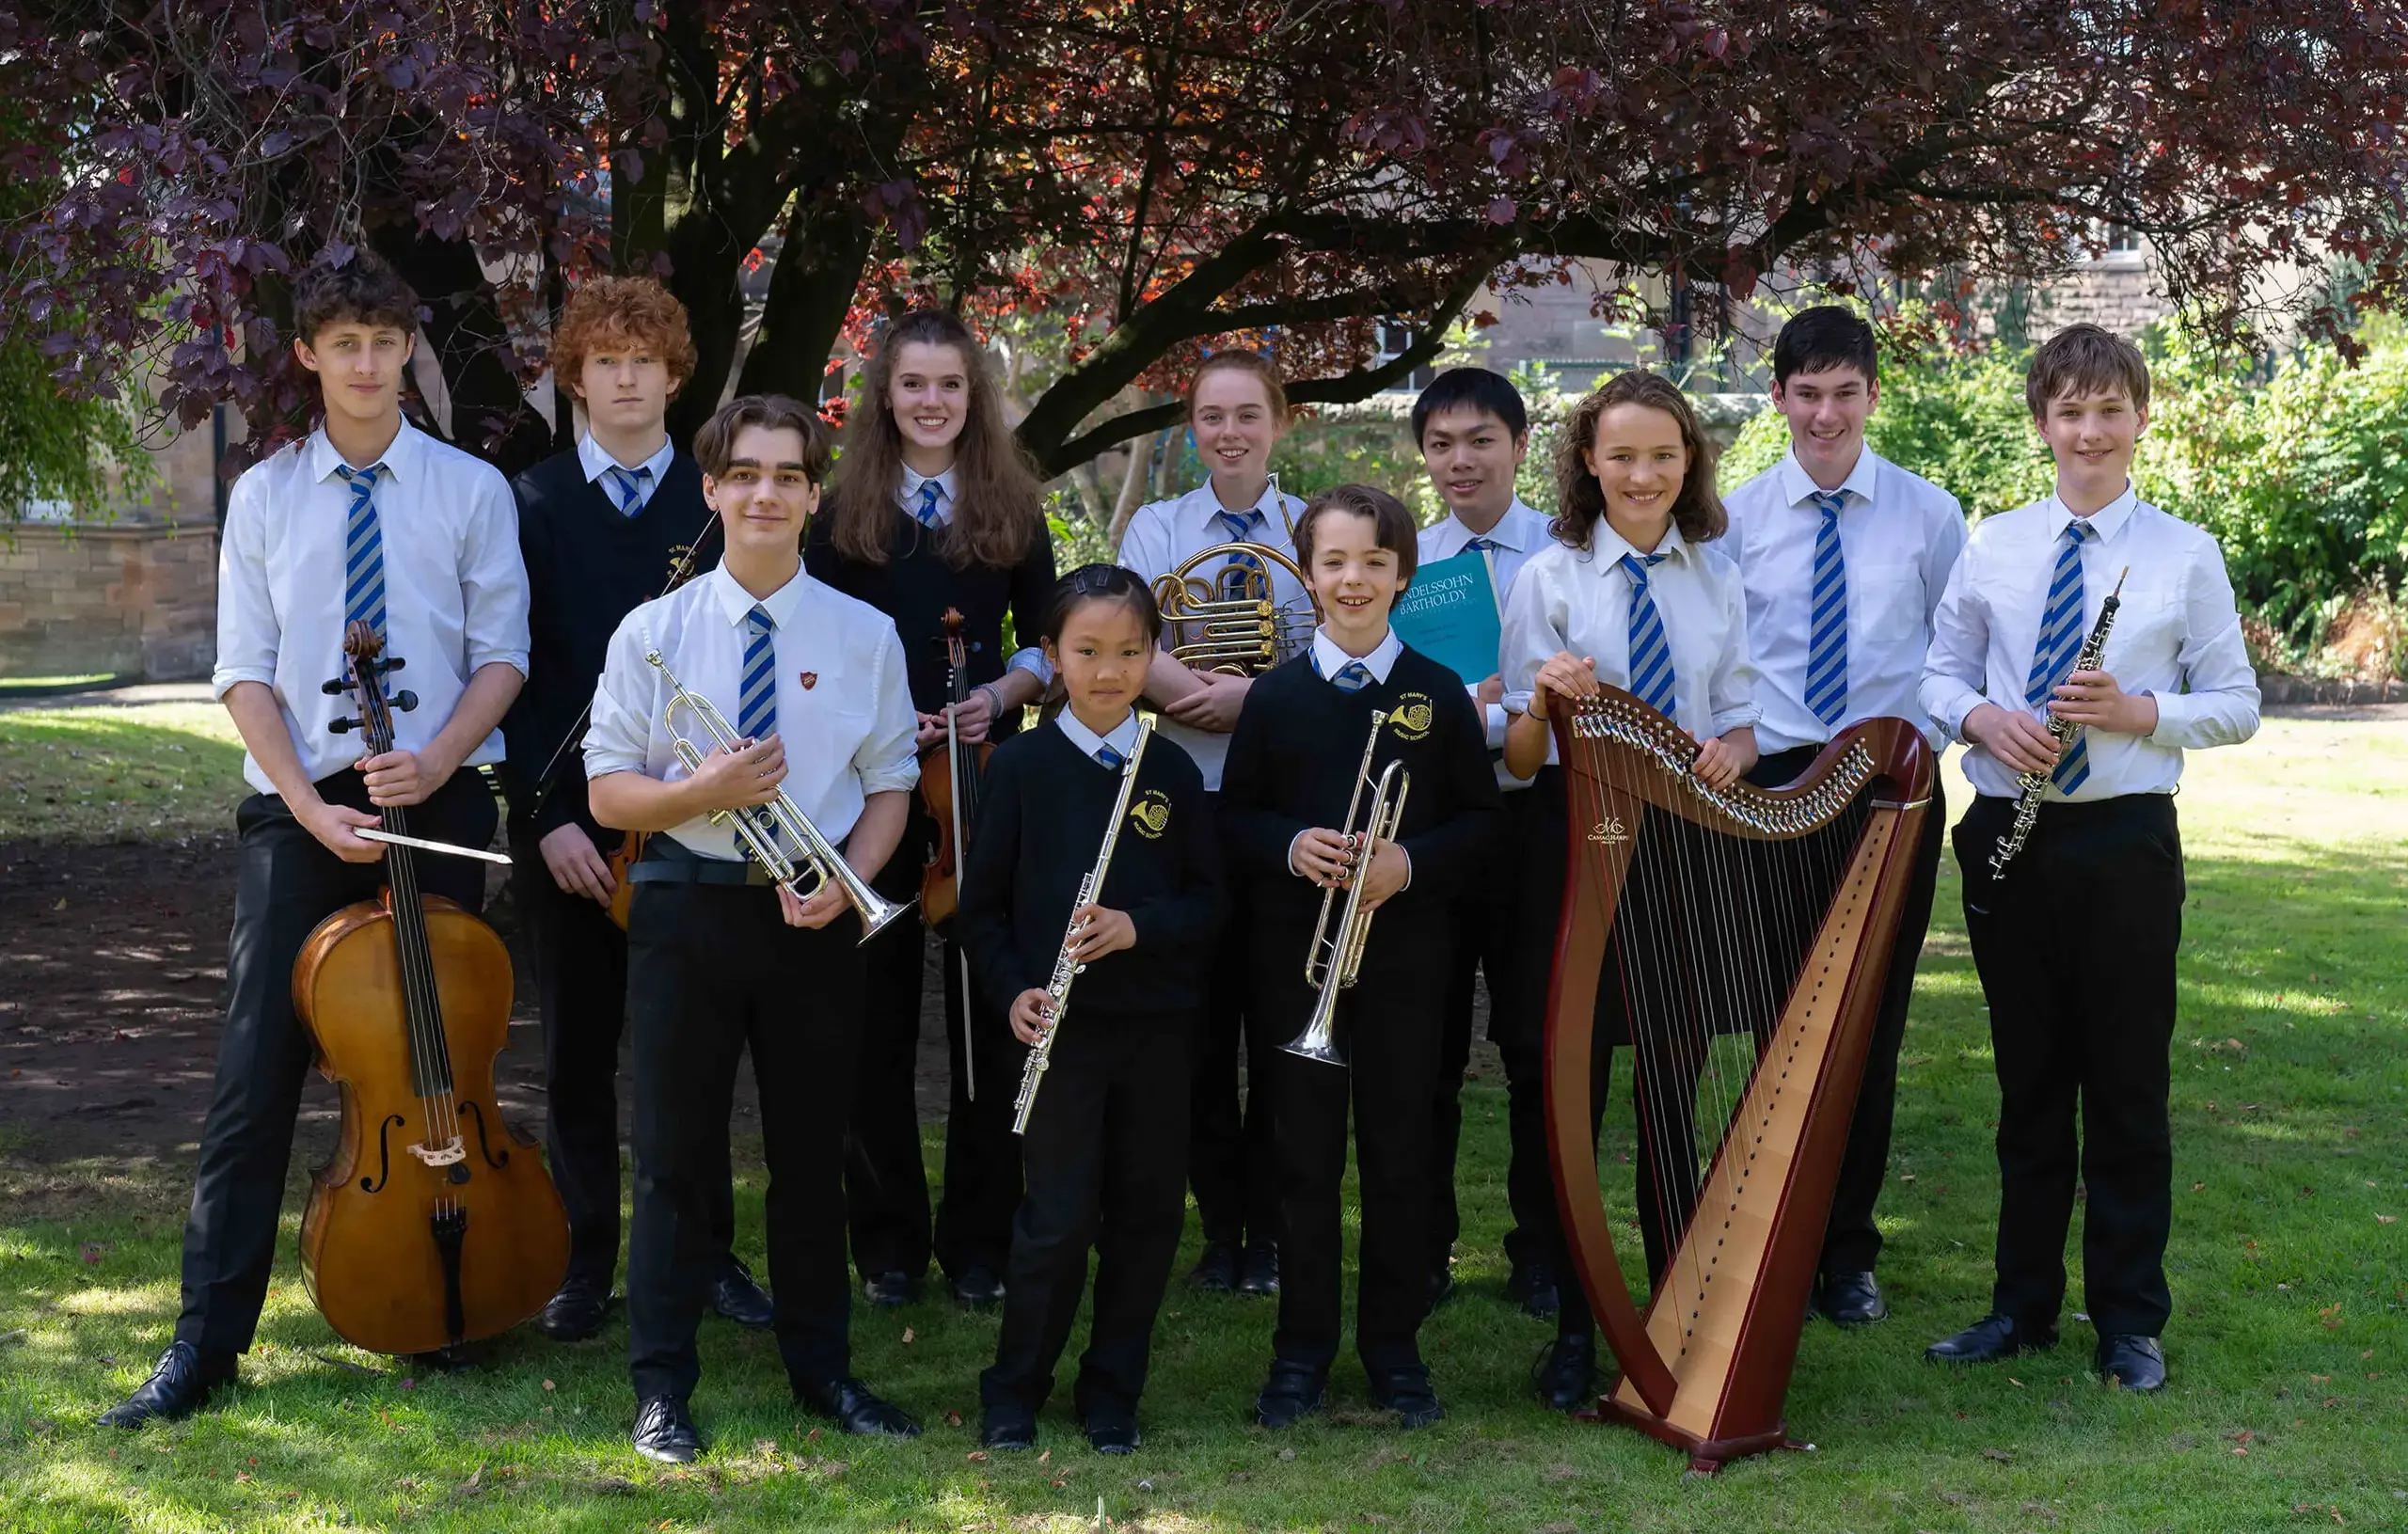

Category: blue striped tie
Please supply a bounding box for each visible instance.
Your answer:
[738,604,779,846]
[1621,553,1676,718]
[334,464,387,642]
[1466,535,1499,553]
[1803,490,1850,728]
[911,480,943,528]
[2025,520,2095,793]
[1330,658,1372,693]
[1216,508,1267,598]
[1096,743,1126,771]
[604,464,654,516]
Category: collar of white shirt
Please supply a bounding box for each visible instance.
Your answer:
[1775,445,1880,510]
[705,561,815,632]
[899,465,958,524]
[2045,482,2141,544]
[1439,498,1542,552]
[307,417,429,487]
[1585,518,1692,572]
[578,432,675,487]
[1055,707,1143,764]
[1310,625,1403,685]
[1193,480,1288,537]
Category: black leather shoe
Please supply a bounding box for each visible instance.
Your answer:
[1084,1411,1141,1454]
[2097,1334,2166,1392]
[1189,1240,1240,1292]
[1505,1259,1560,1320]
[979,1411,1036,1450]
[1368,1363,1445,1430]
[950,1263,1006,1309]
[631,1395,701,1463]
[1926,1312,2057,1365]
[97,1342,236,1429]
[1531,1333,1597,1413]
[536,1272,613,1342]
[1235,1241,1280,1297]
[709,1259,775,1329]
[1428,1265,1456,1309]
[1814,1270,1889,1328]
[862,1270,920,1308]
[799,1376,923,1437]
[1252,1360,1326,1429]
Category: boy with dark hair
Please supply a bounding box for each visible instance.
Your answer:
[499,274,770,1343]
[1921,323,2258,1392]
[1717,304,1966,1332]
[1407,366,1560,1316]
[103,250,531,1427]
[1222,484,1501,1431]
[587,394,923,1460]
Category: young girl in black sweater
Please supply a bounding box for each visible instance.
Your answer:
[958,564,1223,1456]
[1219,485,1502,1431]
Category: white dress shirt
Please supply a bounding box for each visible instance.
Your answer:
[1055,707,1145,766]
[1723,447,1967,752]
[1419,496,1550,785]
[1291,625,1412,886]
[1920,485,2260,801]
[577,432,676,514]
[1501,521,1761,765]
[1117,479,1311,790]
[898,465,958,526]
[212,419,530,794]
[584,562,920,859]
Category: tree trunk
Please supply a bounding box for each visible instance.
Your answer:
[372,229,552,476]
[736,191,876,404]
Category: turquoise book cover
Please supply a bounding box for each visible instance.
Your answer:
[1392,548,1502,686]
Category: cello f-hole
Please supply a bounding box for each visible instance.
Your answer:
[463,1099,509,1170]
[358,1114,407,1193]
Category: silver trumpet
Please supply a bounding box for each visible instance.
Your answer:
[1012,717,1156,1135]
[645,649,915,943]
[1283,710,1411,1067]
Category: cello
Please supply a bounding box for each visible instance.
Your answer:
[293,620,570,1356]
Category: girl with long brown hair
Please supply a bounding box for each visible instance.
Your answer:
[806,307,1057,1313]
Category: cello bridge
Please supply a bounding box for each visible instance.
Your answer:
[408,1137,467,1168]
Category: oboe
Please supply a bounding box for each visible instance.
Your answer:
[1011,717,1157,1135]
[1988,566,2128,880]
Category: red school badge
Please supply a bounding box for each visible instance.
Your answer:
[799,671,818,690]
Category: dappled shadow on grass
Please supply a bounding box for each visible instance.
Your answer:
[4,845,2404,1530]
[0,707,246,843]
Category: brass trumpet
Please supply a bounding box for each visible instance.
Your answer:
[1283,710,1412,1067]
[646,649,915,943]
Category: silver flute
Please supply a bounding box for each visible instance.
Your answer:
[1988,567,2128,880]
[1011,717,1156,1135]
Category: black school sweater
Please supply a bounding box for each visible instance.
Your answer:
[1218,643,1503,958]
[956,723,1223,1027]
[804,501,1056,724]
[498,448,718,840]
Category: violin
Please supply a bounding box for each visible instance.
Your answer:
[918,607,994,930]
[292,621,570,1355]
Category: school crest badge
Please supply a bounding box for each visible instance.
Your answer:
[799,672,818,690]
[1129,790,1172,838]
[1386,691,1435,742]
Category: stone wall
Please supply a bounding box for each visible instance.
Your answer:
[0,524,218,682]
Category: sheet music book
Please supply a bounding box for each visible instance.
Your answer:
[1391,547,1503,687]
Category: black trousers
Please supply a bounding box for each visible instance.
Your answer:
[1188,795,1283,1252]
[626,878,866,1401]
[981,1013,1192,1422]
[176,769,497,1356]
[1956,792,2183,1338]
[845,805,1024,1281]
[1430,781,1554,1273]
[1745,743,1948,1274]
[1259,924,1448,1377]
[507,821,737,1288]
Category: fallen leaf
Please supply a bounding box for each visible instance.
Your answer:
[1038,1449,1051,1463]
[541,1379,555,1391]
[2007,1377,2025,1388]
[967,1450,988,1463]
[944,1409,962,1427]
[2379,1215,2398,1225]
[901,1326,916,1344]
[1983,1447,2011,1463]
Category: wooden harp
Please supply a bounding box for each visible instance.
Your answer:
[1543,687,1934,1470]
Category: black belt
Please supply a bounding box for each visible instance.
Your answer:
[629,835,775,887]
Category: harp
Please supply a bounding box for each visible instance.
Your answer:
[1543,686,1934,1470]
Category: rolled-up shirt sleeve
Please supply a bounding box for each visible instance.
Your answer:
[459,468,531,677]
[854,625,923,796]
[2147,536,2261,751]
[583,614,656,782]
[211,478,279,699]
[1919,542,1991,741]
[1706,561,1764,735]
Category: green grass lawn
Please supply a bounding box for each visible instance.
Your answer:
[1,711,2403,1531]
[0,702,246,842]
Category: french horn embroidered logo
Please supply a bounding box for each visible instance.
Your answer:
[1129,790,1172,838]
[1386,691,1434,741]
[799,672,818,690]
[1588,815,1629,846]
